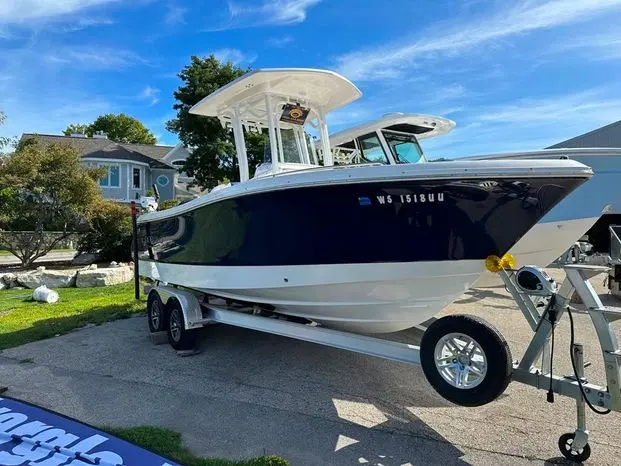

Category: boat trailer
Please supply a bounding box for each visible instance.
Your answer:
[146,262,620,462]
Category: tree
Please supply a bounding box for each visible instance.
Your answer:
[77,201,133,262]
[62,123,90,136]
[62,114,157,145]
[0,141,104,266]
[0,112,14,153]
[166,55,265,190]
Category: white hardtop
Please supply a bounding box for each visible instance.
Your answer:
[330,112,455,147]
[188,68,362,182]
[190,68,362,124]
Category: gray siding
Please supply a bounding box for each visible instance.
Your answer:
[85,161,154,202]
[150,169,176,201]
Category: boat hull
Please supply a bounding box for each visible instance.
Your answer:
[473,216,600,288]
[137,167,588,333]
[139,260,483,333]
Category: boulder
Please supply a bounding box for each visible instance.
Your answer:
[76,266,133,288]
[72,252,101,266]
[0,273,17,289]
[16,269,77,289]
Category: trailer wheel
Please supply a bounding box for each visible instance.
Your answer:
[167,300,199,351]
[420,315,512,407]
[147,292,166,333]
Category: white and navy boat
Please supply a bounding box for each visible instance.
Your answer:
[328,113,621,285]
[137,69,592,333]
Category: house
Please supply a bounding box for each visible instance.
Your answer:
[19,133,197,202]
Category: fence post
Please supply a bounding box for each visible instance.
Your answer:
[130,201,140,301]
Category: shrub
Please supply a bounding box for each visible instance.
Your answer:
[158,198,182,210]
[77,201,132,262]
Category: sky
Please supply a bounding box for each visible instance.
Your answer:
[1,0,621,158]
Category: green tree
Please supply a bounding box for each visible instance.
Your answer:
[166,55,265,190]
[63,114,157,145]
[1,112,14,153]
[62,123,90,136]
[0,141,105,266]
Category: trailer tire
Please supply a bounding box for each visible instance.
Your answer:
[167,300,200,351]
[420,314,512,407]
[147,292,166,333]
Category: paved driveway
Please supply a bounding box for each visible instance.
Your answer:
[1,274,620,465]
[0,250,76,266]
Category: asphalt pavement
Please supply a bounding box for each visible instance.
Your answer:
[0,250,76,266]
[0,272,620,465]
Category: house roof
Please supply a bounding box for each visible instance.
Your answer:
[20,133,176,168]
[81,145,176,169]
[547,120,621,149]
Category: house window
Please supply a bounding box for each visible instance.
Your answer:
[97,164,120,188]
[132,167,141,189]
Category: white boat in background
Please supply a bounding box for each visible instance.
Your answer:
[137,69,591,333]
[327,113,620,286]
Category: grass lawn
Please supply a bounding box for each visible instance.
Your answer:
[104,426,288,466]
[0,282,144,350]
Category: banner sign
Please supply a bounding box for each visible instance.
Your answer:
[280,104,310,125]
[0,397,180,466]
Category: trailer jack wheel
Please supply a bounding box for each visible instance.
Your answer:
[420,315,512,407]
[558,432,591,463]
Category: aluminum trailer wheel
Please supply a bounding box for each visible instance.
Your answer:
[421,315,512,407]
[147,292,166,333]
[166,300,200,351]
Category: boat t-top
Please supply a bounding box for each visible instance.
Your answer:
[327,112,621,282]
[136,68,592,333]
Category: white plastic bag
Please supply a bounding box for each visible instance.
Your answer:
[32,285,59,304]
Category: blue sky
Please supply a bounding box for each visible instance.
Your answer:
[1,0,621,158]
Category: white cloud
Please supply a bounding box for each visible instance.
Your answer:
[266,35,293,47]
[420,88,621,157]
[477,89,621,124]
[552,33,621,60]
[164,3,187,25]
[0,0,119,23]
[52,16,114,32]
[212,48,256,65]
[138,85,160,106]
[207,0,320,30]
[336,0,621,81]
[44,47,148,70]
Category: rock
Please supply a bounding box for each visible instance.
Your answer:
[87,264,98,270]
[36,266,46,272]
[72,252,101,266]
[76,266,133,288]
[109,261,118,267]
[0,273,17,288]
[16,269,77,289]
[0,281,5,291]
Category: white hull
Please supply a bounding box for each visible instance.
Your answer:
[473,216,599,288]
[139,260,483,333]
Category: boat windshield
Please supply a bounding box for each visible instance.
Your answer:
[382,130,425,164]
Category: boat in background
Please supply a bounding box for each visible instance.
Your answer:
[136,69,592,333]
[327,113,619,285]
